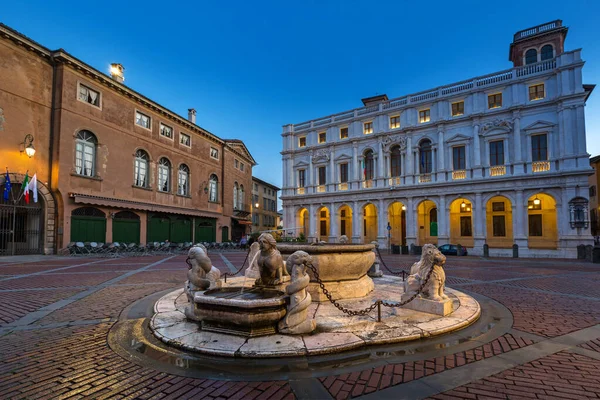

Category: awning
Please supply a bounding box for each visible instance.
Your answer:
[233,220,253,225]
[69,193,220,219]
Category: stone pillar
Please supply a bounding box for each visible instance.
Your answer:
[405,197,416,247]
[308,204,317,243]
[377,198,387,249]
[405,136,413,184]
[513,111,524,175]
[352,201,361,243]
[329,148,335,192]
[575,105,587,158]
[308,150,314,193]
[472,120,482,178]
[473,193,485,253]
[377,138,384,186]
[352,141,359,189]
[437,127,446,182]
[329,202,338,243]
[514,190,528,249]
[437,195,449,246]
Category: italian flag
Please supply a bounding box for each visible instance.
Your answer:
[22,172,29,204]
[23,173,38,203]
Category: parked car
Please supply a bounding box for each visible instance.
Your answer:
[438,244,468,256]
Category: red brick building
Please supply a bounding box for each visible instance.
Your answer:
[0,23,255,254]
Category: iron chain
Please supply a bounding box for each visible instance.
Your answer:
[222,247,252,282]
[375,247,408,279]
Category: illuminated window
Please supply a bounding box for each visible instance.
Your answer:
[419,109,430,123]
[179,132,191,147]
[78,83,101,107]
[318,132,326,143]
[525,49,538,65]
[451,102,464,117]
[340,127,348,139]
[160,123,173,139]
[529,84,545,101]
[299,136,306,147]
[135,111,151,129]
[488,93,502,109]
[390,116,400,129]
[363,122,373,134]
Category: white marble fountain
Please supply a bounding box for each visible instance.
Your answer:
[150,234,480,357]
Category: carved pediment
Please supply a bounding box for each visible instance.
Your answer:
[480,118,512,135]
[446,133,471,144]
[295,160,309,167]
[335,153,352,161]
[311,148,331,162]
[522,120,556,131]
[382,135,407,152]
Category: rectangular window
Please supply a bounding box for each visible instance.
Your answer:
[318,132,326,143]
[135,111,151,129]
[528,214,543,236]
[453,146,466,170]
[210,147,219,160]
[488,93,502,109]
[528,200,542,211]
[78,83,100,107]
[451,101,464,117]
[419,109,430,123]
[529,84,545,101]
[363,122,373,134]
[492,202,505,212]
[318,166,326,185]
[254,183,258,191]
[160,123,173,139]
[340,127,349,139]
[299,136,306,147]
[240,163,245,172]
[493,216,506,236]
[489,141,504,166]
[298,170,305,187]
[340,163,348,183]
[390,116,400,129]
[235,159,239,168]
[180,132,191,147]
[531,134,548,162]
[460,216,472,237]
[320,220,327,236]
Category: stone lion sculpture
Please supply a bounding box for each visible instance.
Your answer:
[403,243,447,301]
[256,233,289,286]
[278,250,316,334]
[185,246,221,297]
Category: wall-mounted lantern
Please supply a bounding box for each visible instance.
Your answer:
[19,134,35,158]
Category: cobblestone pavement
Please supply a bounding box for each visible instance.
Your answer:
[0,252,599,399]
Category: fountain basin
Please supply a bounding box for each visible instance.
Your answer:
[193,287,286,337]
[277,243,376,301]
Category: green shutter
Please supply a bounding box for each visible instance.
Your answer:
[147,214,171,243]
[71,216,106,242]
[112,219,140,244]
[430,222,438,237]
[170,217,192,243]
[195,218,216,242]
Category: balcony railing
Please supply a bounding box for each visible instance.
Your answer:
[490,166,506,177]
[452,170,466,180]
[362,179,374,188]
[389,177,401,186]
[419,174,432,183]
[532,161,551,172]
[316,185,326,193]
[296,187,305,195]
[338,182,349,191]
[514,20,562,41]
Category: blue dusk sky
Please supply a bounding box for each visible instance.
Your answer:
[2,0,600,205]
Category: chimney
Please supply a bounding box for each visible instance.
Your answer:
[188,108,197,124]
[109,63,125,83]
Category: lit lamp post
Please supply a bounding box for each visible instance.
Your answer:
[19,134,36,158]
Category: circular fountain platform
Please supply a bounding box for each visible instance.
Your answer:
[151,276,480,358]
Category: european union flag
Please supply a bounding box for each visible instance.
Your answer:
[3,170,10,201]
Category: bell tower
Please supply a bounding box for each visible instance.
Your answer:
[509,20,568,67]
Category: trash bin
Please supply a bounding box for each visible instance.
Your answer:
[392,245,400,254]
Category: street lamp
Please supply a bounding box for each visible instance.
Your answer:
[19,134,35,158]
[255,202,259,209]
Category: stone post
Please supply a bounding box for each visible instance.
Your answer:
[329,203,338,243]
[352,200,361,244]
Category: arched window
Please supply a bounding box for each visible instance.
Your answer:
[157,158,171,192]
[364,150,374,180]
[178,164,190,196]
[525,49,538,65]
[419,139,432,174]
[75,130,97,177]
[134,149,149,187]
[541,44,553,61]
[233,182,239,209]
[390,145,402,177]
[239,184,244,210]
[209,174,218,202]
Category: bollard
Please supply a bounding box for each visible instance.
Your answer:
[409,244,415,255]
[512,243,519,258]
[457,244,463,256]
[585,245,593,262]
[577,244,586,259]
[483,243,489,258]
[593,246,600,264]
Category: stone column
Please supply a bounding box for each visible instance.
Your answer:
[473,193,485,254]
[308,150,314,193]
[329,148,335,192]
[377,198,387,249]
[472,120,482,178]
[405,197,416,247]
[308,204,317,243]
[575,104,587,158]
[329,202,338,243]
[513,190,528,249]
[352,141,359,189]
[377,138,384,186]
[437,126,446,182]
[437,195,449,245]
[405,136,413,184]
[352,200,361,243]
[513,111,524,175]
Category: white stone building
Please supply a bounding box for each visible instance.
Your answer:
[280,20,595,258]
